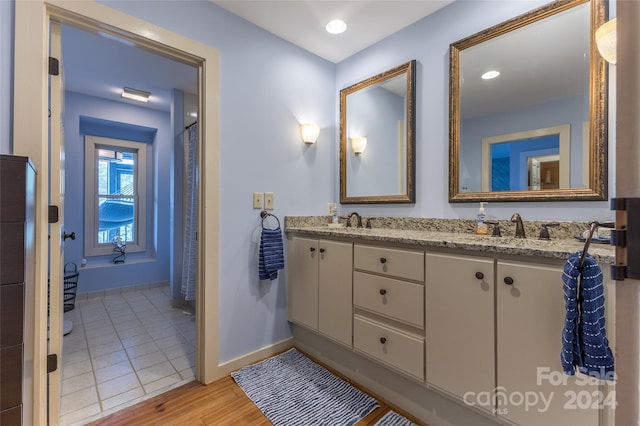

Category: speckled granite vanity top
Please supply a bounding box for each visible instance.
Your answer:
[284,216,615,264]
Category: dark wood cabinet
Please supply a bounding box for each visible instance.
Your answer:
[0,155,36,426]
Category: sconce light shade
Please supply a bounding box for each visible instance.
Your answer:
[596,18,617,64]
[351,137,367,154]
[301,124,320,144]
[121,87,150,103]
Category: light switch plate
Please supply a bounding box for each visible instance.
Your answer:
[264,192,274,210]
[253,192,263,209]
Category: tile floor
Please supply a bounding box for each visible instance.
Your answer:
[59,286,196,426]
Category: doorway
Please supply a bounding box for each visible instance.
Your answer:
[13,2,220,425]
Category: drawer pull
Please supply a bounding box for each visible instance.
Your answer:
[319,248,325,253]
[475,272,484,280]
[310,247,316,252]
[504,276,514,285]
[379,337,387,344]
[379,288,387,295]
[379,257,387,264]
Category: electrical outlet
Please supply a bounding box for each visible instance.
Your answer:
[253,192,263,209]
[327,202,334,215]
[264,192,274,210]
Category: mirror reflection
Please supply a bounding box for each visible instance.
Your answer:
[340,60,416,204]
[449,0,608,202]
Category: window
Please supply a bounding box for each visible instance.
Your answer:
[85,136,147,256]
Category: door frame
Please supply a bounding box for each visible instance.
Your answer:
[13,1,220,424]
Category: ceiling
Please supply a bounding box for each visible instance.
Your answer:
[61,1,453,112]
[210,1,454,63]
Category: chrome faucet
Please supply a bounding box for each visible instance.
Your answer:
[511,213,526,238]
[346,212,363,228]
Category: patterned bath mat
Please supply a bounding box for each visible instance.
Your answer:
[231,348,379,426]
[375,410,418,426]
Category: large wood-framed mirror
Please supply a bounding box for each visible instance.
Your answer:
[449,0,608,202]
[340,60,416,204]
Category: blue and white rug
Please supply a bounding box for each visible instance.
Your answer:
[231,348,379,426]
[375,410,418,426]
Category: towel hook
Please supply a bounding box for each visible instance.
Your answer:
[579,220,614,269]
[260,210,281,229]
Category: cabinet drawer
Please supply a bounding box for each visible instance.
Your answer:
[354,272,423,328]
[354,245,424,282]
[354,315,424,381]
[0,344,22,410]
[0,284,24,347]
[0,405,21,426]
[0,223,25,285]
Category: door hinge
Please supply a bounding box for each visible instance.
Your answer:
[610,197,640,280]
[48,205,59,224]
[48,57,59,76]
[47,354,58,373]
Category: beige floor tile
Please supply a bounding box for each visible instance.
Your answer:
[58,403,102,426]
[179,367,196,382]
[130,350,168,371]
[137,360,178,385]
[89,340,124,358]
[87,333,121,349]
[100,386,145,411]
[61,371,95,396]
[92,349,128,370]
[60,385,99,415]
[162,342,195,361]
[97,373,141,400]
[142,373,182,394]
[149,326,181,340]
[94,360,134,384]
[62,359,93,380]
[121,332,154,349]
[115,324,147,339]
[62,348,90,366]
[169,353,196,372]
[125,341,159,359]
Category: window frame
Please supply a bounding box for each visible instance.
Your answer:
[84,135,147,257]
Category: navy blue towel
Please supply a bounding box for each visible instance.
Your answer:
[561,252,614,379]
[259,227,284,281]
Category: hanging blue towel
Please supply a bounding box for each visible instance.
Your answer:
[561,251,614,380]
[259,227,284,281]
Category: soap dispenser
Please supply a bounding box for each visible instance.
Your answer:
[475,202,490,235]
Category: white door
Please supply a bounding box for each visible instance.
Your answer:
[48,20,65,426]
[528,157,541,190]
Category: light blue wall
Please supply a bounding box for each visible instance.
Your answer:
[0,0,13,154]
[98,0,336,363]
[63,91,172,292]
[336,0,615,222]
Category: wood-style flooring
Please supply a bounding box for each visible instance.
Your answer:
[87,350,427,426]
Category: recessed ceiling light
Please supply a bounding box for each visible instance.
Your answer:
[326,19,347,35]
[121,87,150,102]
[481,70,500,80]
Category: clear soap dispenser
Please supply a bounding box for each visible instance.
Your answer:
[476,202,490,235]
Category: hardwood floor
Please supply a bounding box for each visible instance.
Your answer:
[87,350,427,426]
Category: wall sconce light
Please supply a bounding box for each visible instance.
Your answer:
[595,18,617,64]
[301,124,320,144]
[121,87,150,102]
[351,137,367,155]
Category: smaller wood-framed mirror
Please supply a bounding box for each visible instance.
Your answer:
[340,60,416,204]
[449,0,608,202]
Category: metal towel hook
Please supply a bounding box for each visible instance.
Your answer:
[260,210,281,229]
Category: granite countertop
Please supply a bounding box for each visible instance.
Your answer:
[284,216,615,264]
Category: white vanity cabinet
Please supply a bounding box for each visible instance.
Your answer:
[287,236,353,347]
[353,244,425,381]
[425,253,495,407]
[496,260,599,426]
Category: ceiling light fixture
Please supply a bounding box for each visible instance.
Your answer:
[121,87,150,103]
[481,70,500,80]
[326,19,347,35]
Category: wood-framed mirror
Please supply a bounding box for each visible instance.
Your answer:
[340,60,416,204]
[449,0,608,202]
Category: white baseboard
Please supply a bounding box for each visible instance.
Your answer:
[217,337,295,376]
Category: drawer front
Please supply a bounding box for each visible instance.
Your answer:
[354,272,424,328]
[354,315,424,381]
[0,405,22,426]
[0,223,25,285]
[0,344,23,410]
[0,284,24,347]
[354,245,424,282]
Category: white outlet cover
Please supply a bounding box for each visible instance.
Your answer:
[264,192,274,210]
[253,192,263,209]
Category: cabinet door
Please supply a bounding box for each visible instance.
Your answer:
[425,253,495,406]
[288,237,319,330]
[497,261,599,426]
[318,240,353,347]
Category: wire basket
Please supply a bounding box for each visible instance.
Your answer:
[63,262,80,313]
